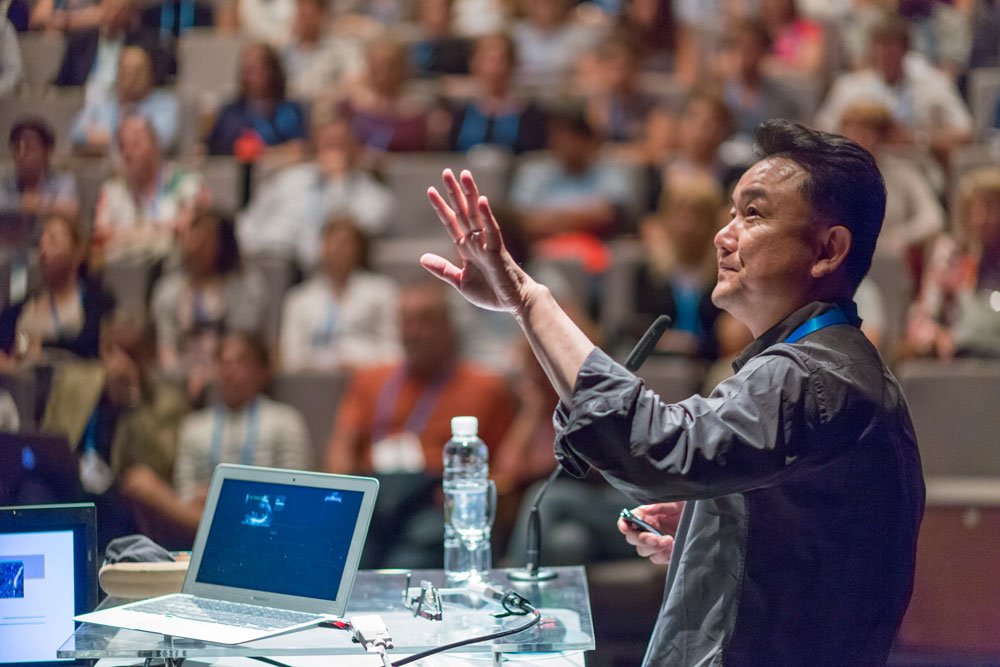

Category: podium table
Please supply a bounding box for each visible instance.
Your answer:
[58,567,594,666]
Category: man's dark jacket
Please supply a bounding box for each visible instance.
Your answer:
[555,300,925,666]
[54,26,173,87]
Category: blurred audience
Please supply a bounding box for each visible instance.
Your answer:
[410,0,472,78]
[615,0,676,73]
[0,118,80,222]
[340,37,437,153]
[54,0,172,97]
[0,215,116,366]
[205,43,308,159]
[93,115,206,264]
[174,332,311,500]
[283,0,362,101]
[237,115,396,266]
[31,0,102,32]
[325,281,513,476]
[70,45,180,155]
[217,0,296,47]
[815,15,973,160]
[838,101,945,265]
[907,166,1000,359]
[139,0,214,39]
[718,18,804,140]
[0,18,21,98]
[6,0,31,32]
[40,311,188,546]
[760,0,826,79]
[280,218,400,372]
[509,109,634,276]
[618,172,724,360]
[511,0,602,82]
[151,209,267,399]
[447,32,548,154]
[581,35,657,148]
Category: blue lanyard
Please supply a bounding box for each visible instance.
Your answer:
[784,308,850,344]
[311,294,339,348]
[210,400,261,468]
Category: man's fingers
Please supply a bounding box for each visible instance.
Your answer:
[420,253,462,289]
[476,196,503,251]
[427,187,463,243]
[634,535,675,562]
[459,170,483,231]
[442,169,473,234]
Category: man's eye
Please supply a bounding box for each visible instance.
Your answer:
[746,207,761,218]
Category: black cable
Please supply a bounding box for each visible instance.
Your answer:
[390,599,541,667]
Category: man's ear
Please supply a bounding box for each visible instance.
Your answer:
[811,225,852,279]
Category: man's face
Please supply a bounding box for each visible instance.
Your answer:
[294,0,325,41]
[399,288,454,372]
[870,38,906,83]
[217,338,268,408]
[39,219,79,284]
[550,125,597,174]
[118,117,157,174]
[12,130,50,181]
[712,158,820,326]
[116,48,152,103]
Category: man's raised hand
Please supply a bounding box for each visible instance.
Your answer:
[421,169,533,315]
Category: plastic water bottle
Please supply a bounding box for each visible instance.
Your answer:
[443,416,492,584]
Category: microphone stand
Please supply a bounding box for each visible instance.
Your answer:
[507,465,562,582]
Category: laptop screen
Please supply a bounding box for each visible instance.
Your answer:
[0,504,96,666]
[195,478,366,601]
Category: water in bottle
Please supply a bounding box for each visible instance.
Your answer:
[443,416,492,584]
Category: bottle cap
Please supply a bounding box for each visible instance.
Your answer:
[451,416,479,437]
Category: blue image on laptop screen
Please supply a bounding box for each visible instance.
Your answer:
[195,479,365,600]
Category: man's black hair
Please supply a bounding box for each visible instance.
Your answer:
[754,119,886,290]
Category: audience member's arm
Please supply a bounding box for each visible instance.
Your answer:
[278,407,312,471]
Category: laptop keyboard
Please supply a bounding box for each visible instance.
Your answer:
[130,595,321,631]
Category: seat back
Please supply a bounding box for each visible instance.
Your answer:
[269,370,350,468]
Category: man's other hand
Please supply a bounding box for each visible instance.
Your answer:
[617,503,684,566]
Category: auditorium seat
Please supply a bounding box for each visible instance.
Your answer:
[270,370,349,469]
[101,255,156,318]
[17,32,66,92]
[371,236,456,284]
[0,371,37,431]
[600,238,643,345]
[968,67,1000,141]
[69,157,112,232]
[199,156,243,212]
[177,29,245,102]
[244,252,296,345]
[382,149,512,238]
[897,360,1000,478]
[895,478,1000,660]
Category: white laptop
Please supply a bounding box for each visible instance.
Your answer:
[76,464,379,645]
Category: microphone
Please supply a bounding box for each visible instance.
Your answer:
[624,315,672,372]
[507,316,673,584]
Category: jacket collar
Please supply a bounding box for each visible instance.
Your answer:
[732,299,862,372]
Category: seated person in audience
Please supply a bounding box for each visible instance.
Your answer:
[447,32,548,155]
[93,114,207,264]
[0,118,80,223]
[511,0,603,82]
[204,42,308,159]
[614,0,676,73]
[759,0,826,79]
[238,115,396,265]
[151,209,268,400]
[717,18,804,140]
[0,388,19,431]
[325,281,514,567]
[0,18,21,98]
[838,100,944,269]
[907,167,1000,359]
[580,35,658,150]
[216,0,296,47]
[40,311,188,547]
[283,0,363,101]
[815,14,973,161]
[54,0,172,95]
[509,109,634,276]
[0,215,116,367]
[280,217,400,372]
[340,37,438,154]
[619,172,724,360]
[410,0,471,78]
[128,332,311,545]
[70,45,180,155]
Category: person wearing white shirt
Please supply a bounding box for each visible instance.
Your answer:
[219,0,296,47]
[0,19,23,99]
[280,218,401,372]
[238,116,396,267]
[173,332,311,502]
[511,0,603,82]
[814,15,972,158]
[282,0,363,100]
